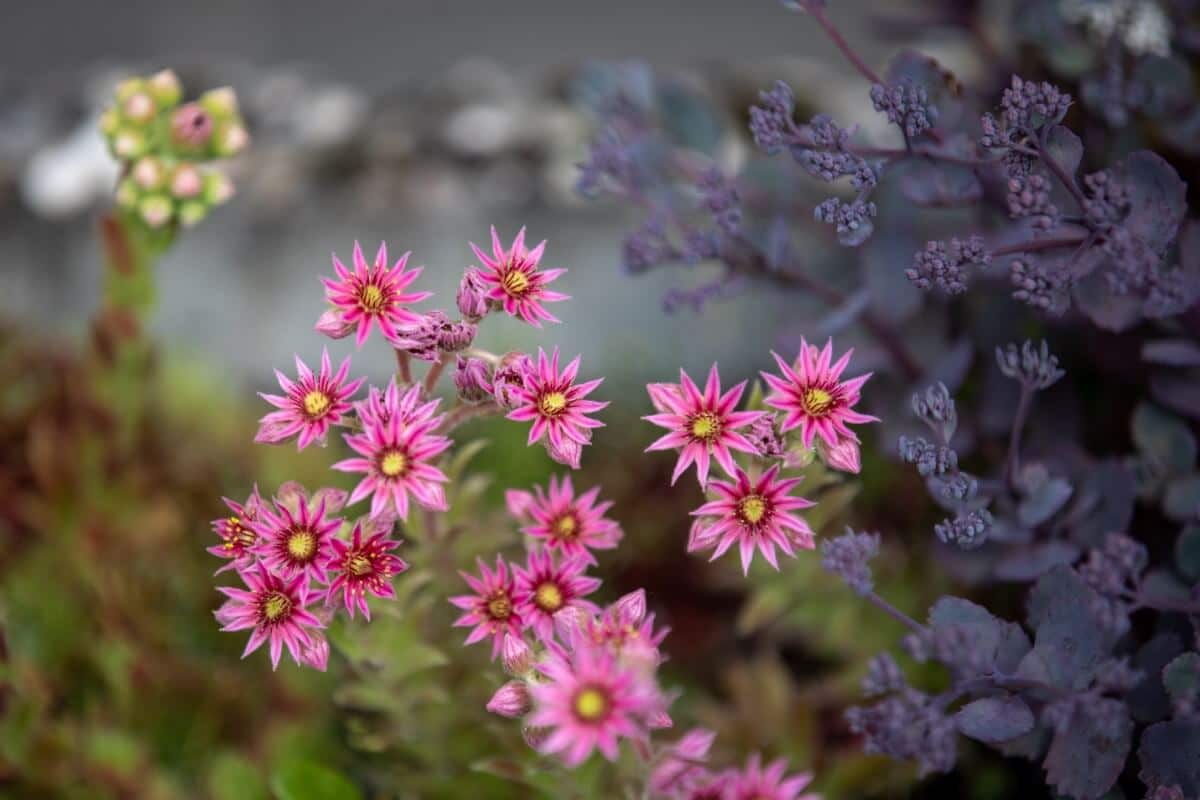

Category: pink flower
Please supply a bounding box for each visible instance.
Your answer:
[254,492,342,583]
[256,349,364,450]
[333,403,451,519]
[818,436,861,474]
[450,556,524,660]
[690,464,815,575]
[507,348,607,468]
[215,566,324,670]
[470,226,568,326]
[723,754,819,800]
[487,680,533,718]
[527,639,662,766]
[650,728,717,796]
[355,377,440,430]
[513,549,602,640]
[509,475,623,564]
[644,364,762,486]
[579,590,669,668]
[321,242,431,347]
[762,338,877,450]
[208,486,265,573]
[324,521,408,620]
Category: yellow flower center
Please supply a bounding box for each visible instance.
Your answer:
[487,593,512,620]
[501,269,531,297]
[379,449,408,478]
[302,390,331,418]
[573,687,609,722]
[802,387,835,416]
[287,529,317,561]
[224,516,256,549]
[539,391,568,417]
[554,515,578,539]
[739,495,768,525]
[690,411,722,441]
[360,283,386,312]
[348,553,373,576]
[534,581,565,612]
[262,591,291,621]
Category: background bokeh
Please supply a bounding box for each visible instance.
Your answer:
[4,1,1186,799]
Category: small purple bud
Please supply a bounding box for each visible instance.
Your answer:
[614,589,647,626]
[171,102,214,147]
[487,680,532,718]
[436,319,477,352]
[454,356,493,403]
[501,635,534,676]
[819,437,862,474]
[299,633,330,672]
[522,725,551,749]
[457,268,489,321]
[544,434,584,470]
[492,352,533,408]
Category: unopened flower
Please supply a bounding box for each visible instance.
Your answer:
[513,549,602,640]
[507,348,607,468]
[470,226,569,327]
[488,680,533,718]
[650,728,717,796]
[321,242,430,348]
[516,475,623,564]
[324,521,408,620]
[333,401,451,519]
[208,486,266,573]
[171,102,214,147]
[527,639,663,766]
[450,556,524,660]
[722,753,819,800]
[298,632,330,672]
[215,566,324,670]
[454,356,493,403]
[254,492,342,583]
[485,352,529,407]
[255,349,363,450]
[818,436,861,474]
[690,464,816,575]
[389,310,446,361]
[502,634,535,675]
[643,364,762,486]
[314,307,355,340]
[457,268,490,321]
[545,434,588,470]
[762,338,877,450]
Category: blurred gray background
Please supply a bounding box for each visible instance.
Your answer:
[0,0,911,392]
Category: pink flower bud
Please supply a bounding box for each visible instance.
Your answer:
[132,157,164,190]
[820,436,862,474]
[486,680,532,718]
[747,412,786,458]
[501,635,534,676]
[138,195,172,228]
[314,307,354,340]
[504,488,535,521]
[613,590,647,626]
[647,709,674,730]
[522,725,551,749]
[311,486,349,513]
[170,164,203,198]
[390,311,445,362]
[437,320,476,352]
[171,103,214,147]
[456,268,489,321]
[491,352,533,408]
[647,382,683,414]
[299,633,330,672]
[544,434,583,470]
[454,356,492,403]
[687,519,719,553]
[123,92,156,122]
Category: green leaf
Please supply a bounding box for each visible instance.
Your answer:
[271,760,363,800]
[1132,403,1197,475]
[1164,473,1200,521]
[208,752,269,800]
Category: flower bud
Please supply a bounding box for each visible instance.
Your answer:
[132,157,165,190]
[199,86,239,118]
[521,725,551,749]
[456,268,489,321]
[114,78,144,103]
[545,435,583,470]
[299,633,330,672]
[170,163,204,198]
[747,413,786,458]
[486,680,532,718]
[122,92,157,123]
[311,486,349,513]
[315,307,354,340]
[171,103,214,148]
[437,320,476,352]
[138,194,173,228]
[501,635,534,676]
[454,356,492,403]
[203,171,235,206]
[147,69,182,107]
[178,201,208,227]
[99,109,120,136]
[613,589,647,626]
[115,179,139,209]
[112,129,147,159]
[390,311,445,362]
[214,122,249,157]
[819,437,862,474]
[492,352,532,408]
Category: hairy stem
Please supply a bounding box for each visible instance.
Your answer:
[424,356,447,396]
[1036,125,1088,211]
[865,590,926,633]
[395,349,413,385]
[991,234,1088,258]
[440,401,503,434]
[1005,383,1034,487]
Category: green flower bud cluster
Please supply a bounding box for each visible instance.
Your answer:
[100,70,248,229]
